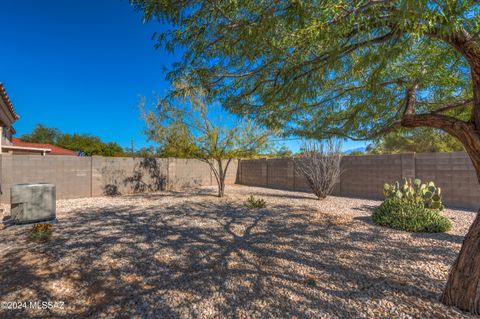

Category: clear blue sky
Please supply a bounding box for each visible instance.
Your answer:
[0,0,367,153]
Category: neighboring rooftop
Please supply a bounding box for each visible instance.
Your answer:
[12,138,78,156]
[0,82,19,121]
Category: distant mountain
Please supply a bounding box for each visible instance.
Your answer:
[344,147,367,155]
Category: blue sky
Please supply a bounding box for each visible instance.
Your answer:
[0,0,367,153]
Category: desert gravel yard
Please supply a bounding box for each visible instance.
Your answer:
[0,185,477,318]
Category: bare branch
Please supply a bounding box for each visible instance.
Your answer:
[293,139,342,199]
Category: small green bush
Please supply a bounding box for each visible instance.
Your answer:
[29,223,54,240]
[373,198,452,233]
[245,196,266,209]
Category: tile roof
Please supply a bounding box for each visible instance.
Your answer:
[12,138,78,156]
[0,82,19,120]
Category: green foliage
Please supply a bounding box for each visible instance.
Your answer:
[142,81,270,161]
[58,133,124,156]
[367,128,464,154]
[267,145,293,158]
[245,196,266,209]
[21,124,61,144]
[373,198,452,233]
[155,124,199,158]
[131,146,157,158]
[29,223,53,240]
[347,151,366,156]
[141,81,270,197]
[21,124,125,157]
[131,0,478,142]
[384,178,443,210]
[304,276,317,287]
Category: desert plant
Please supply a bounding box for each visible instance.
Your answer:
[141,81,270,197]
[373,198,451,233]
[245,196,266,209]
[384,178,443,210]
[293,139,342,199]
[29,223,53,240]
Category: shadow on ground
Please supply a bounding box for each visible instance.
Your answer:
[0,189,471,318]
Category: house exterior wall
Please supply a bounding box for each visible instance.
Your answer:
[0,97,15,150]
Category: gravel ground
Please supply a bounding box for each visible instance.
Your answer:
[0,185,477,318]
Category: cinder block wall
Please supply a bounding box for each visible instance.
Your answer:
[0,155,239,203]
[339,154,411,199]
[0,155,91,202]
[91,156,169,196]
[415,152,480,209]
[238,152,480,210]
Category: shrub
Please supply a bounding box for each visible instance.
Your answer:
[245,196,266,209]
[384,178,443,210]
[29,223,53,240]
[373,198,452,233]
[293,139,342,199]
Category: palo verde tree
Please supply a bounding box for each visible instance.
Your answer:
[132,0,480,312]
[141,81,269,197]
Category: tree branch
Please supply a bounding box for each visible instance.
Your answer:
[429,98,474,114]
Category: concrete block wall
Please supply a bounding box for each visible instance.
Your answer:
[0,155,91,202]
[339,153,412,199]
[169,158,212,188]
[91,156,169,196]
[0,155,239,203]
[415,152,480,209]
[238,159,268,187]
[238,152,480,210]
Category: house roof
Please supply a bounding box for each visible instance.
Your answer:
[12,138,78,156]
[0,82,20,120]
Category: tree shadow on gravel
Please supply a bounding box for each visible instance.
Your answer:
[0,194,470,318]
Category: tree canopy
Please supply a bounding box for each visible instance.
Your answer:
[141,81,270,196]
[21,124,125,157]
[132,0,478,140]
[367,128,464,154]
[20,124,61,145]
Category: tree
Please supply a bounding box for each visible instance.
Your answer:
[294,139,342,199]
[368,128,464,154]
[21,124,125,157]
[155,125,199,158]
[141,82,269,197]
[57,133,125,157]
[21,124,61,144]
[131,146,158,158]
[268,145,293,158]
[132,1,480,312]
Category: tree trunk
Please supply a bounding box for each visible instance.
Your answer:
[401,87,480,313]
[438,56,480,312]
[441,209,480,314]
[441,134,480,314]
[218,181,225,197]
[216,159,225,198]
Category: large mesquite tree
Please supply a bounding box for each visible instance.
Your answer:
[132,0,480,313]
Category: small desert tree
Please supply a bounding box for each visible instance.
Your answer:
[294,139,342,199]
[141,82,269,197]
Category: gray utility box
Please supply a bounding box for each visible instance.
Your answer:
[11,183,56,224]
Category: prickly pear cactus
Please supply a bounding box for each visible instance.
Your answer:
[383,178,443,210]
